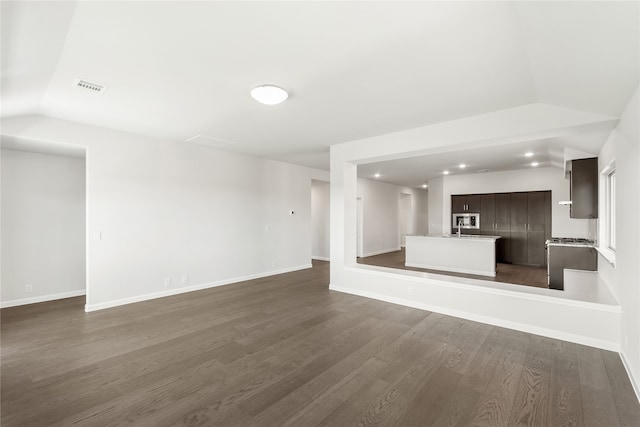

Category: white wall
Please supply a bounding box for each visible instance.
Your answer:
[1,115,329,311]
[1,149,86,306]
[440,166,592,238]
[356,177,428,257]
[330,103,622,352]
[613,87,640,396]
[311,180,330,260]
[428,177,444,235]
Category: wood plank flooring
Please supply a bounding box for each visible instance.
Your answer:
[358,248,549,289]
[2,260,638,426]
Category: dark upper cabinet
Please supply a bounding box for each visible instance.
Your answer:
[466,195,481,212]
[451,194,481,212]
[570,157,598,219]
[451,195,466,213]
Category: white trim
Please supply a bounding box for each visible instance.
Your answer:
[620,351,640,403]
[84,264,312,312]
[405,262,496,277]
[328,284,619,351]
[1,289,86,308]
[361,247,401,258]
[311,256,330,261]
[596,246,616,267]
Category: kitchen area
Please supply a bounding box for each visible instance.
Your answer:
[403,156,600,291]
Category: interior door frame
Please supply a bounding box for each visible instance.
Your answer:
[356,196,364,258]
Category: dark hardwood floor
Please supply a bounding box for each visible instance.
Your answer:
[358,248,549,289]
[2,260,638,426]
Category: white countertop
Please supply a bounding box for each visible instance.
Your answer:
[407,234,502,241]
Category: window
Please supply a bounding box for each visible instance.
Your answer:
[599,160,616,265]
[607,169,616,250]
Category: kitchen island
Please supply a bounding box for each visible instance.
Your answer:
[405,234,501,277]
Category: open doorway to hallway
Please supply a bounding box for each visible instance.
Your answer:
[1,139,86,308]
[311,179,330,262]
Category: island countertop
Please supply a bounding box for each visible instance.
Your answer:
[407,234,502,241]
[405,234,499,277]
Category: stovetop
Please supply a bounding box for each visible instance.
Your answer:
[546,237,596,247]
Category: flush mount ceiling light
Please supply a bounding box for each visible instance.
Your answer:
[443,170,450,175]
[524,151,534,157]
[374,173,381,178]
[250,85,288,105]
[531,161,540,167]
[422,184,428,189]
[459,163,466,169]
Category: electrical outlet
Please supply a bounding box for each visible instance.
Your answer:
[181,274,188,285]
[25,284,33,293]
[164,277,171,288]
[407,286,413,296]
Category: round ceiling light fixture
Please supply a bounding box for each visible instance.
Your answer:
[250,85,289,105]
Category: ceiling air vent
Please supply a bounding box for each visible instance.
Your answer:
[74,79,107,94]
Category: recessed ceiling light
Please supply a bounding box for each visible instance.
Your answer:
[422,184,428,188]
[443,170,450,175]
[374,173,381,178]
[459,163,466,168]
[250,85,288,105]
[531,162,539,167]
[525,152,534,157]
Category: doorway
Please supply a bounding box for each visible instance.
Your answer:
[356,197,364,258]
[399,193,413,247]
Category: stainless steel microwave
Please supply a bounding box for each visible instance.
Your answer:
[453,213,480,229]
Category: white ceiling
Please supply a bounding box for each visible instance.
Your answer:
[1,1,638,172]
[357,129,614,188]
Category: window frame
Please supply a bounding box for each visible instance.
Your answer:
[598,160,616,265]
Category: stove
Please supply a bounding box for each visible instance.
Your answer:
[546,237,596,247]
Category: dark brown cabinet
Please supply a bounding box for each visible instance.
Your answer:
[480,194,495,232]
[570,157,598,219]
[509,191,550,267]
[452,194,480,212]
[452,190,551,267]
[494,193,512,264]
[495,193,511,231]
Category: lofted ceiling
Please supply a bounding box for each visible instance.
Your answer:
[1,1,638,172]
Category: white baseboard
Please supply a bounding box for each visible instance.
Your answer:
[312,256,330,262]
[328,284,619,352]
[361,247,401,258]
[84,264,312,312]
[1,289,86,308]
[620,351,640,403]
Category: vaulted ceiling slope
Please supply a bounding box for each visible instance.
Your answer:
[1,1,638,170]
